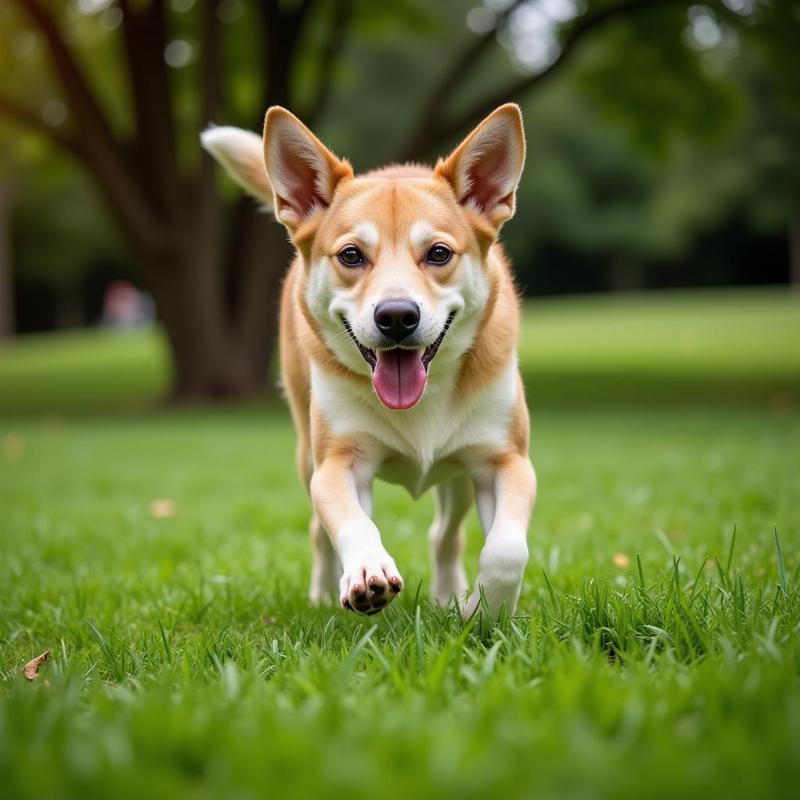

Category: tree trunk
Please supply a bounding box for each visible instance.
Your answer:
[609,255,644,292]
[148,253,234,399]
[0,182,14,341]
[54,285,84,329]
[142,205,290,401]
[230,206,293,394]
[790,214,800,289]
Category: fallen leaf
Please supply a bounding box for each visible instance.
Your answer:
[612,552,631,569]
[771,392,794,415]
[149,498,176,518]
[24,650,49,681]
[2,433,25,464]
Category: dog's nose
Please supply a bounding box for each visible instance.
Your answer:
[374,299,420,342]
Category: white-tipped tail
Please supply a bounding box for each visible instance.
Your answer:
[200,125,274,210]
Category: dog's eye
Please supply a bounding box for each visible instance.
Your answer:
[426,244,452,266]
[337,246,365,267]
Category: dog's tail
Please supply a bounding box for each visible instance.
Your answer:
[200,126,274,212]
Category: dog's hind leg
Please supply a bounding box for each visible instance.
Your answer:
[429,475,472,607]
[309,513,341,605]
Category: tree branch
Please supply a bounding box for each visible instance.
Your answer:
[398,0,525,162]
[259,0,316,110]
[199,0,222,128]
[194,0,222,259]
[14,0,164,251]
[0,95,84,159]
[17,0,118,155]
[195,0,222,199]
[225,1,316,350]
[397,0,685,162]
[119,0,180,218]
[303,0,356,128]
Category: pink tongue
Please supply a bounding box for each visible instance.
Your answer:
[372,349,427,410]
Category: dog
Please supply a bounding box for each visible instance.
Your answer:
[201,104,536,618]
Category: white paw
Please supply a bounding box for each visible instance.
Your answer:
[462,537,528,619]
[340,558,403,615]
[463,580,522,619]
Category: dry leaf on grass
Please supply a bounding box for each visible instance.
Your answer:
[23,650,49,681]
[771,391,794,415]
[3,432,25,464]
[149,498,176,518]
[612,552,631,569]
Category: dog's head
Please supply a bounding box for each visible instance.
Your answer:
[202,105,525,410]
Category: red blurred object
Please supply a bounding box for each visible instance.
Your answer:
[101,281,154,328]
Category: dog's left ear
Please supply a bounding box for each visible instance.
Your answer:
[435,104,525,228]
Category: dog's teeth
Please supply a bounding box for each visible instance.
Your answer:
[422,311,456,368]
[341,315,377,369]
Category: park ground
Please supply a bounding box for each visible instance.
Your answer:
[1,288,799,799]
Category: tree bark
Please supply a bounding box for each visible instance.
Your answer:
[148,256,233,398]
[790,214,800,289]
[0,182,15,341]
[608,254,644,292]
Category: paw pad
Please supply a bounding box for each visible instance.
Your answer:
[341,563,403,615]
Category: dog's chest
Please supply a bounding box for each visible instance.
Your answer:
[376,454,464,498]
[310,359,517,495]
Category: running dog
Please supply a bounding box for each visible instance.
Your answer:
[201,104,536,618]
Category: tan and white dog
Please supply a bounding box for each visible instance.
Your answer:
[201,104,536,619]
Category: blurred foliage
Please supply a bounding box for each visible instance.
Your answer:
[1,288,797,416]
[1,0,799,315]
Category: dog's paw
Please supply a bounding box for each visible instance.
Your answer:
[340,559,403,615]
[462,537,528,619]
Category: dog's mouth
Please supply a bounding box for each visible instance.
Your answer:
[341,312,455,410]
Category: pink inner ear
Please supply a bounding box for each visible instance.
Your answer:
[464,146,507,212]
[281,146,323,218]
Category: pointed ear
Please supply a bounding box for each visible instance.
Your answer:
[263,107,353,230]
[434,104,526,227]
[200,126,274,210]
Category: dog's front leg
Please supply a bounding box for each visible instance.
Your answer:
[310,455,403,614]
[464,453,537,620]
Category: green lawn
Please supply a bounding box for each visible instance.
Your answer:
[1,289,799,799]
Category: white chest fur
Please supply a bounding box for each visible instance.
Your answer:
[310,356,518,496]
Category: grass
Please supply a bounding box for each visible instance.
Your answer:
[1,288,799,799]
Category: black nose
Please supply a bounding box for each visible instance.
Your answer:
[374,299,420,342]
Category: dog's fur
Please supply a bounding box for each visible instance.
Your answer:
[201,105,536,618]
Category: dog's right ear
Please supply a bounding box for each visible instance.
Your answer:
[263,106,353,231]
[200,126,274,210]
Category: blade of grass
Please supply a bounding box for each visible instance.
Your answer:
[774,527,788,596]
